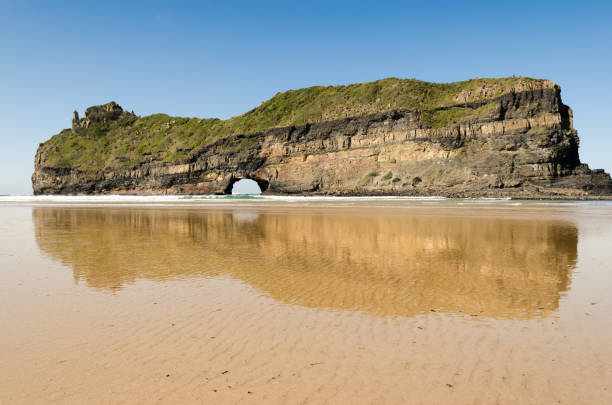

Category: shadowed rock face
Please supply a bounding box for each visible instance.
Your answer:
[32,79,612,198]
[33,207,577,319]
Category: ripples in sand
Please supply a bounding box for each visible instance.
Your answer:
[1,202,611,404]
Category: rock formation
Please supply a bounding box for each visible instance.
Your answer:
[32,77,612,198]
[71,110,79,127]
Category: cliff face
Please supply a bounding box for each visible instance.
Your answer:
[32,78,612,198]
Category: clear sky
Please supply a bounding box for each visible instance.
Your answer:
[1,0,611,195]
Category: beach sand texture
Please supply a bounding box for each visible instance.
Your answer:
[1,200,611,404]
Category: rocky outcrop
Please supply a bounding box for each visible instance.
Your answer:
[32,78,612,198]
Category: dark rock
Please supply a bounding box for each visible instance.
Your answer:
[32,83,612,198]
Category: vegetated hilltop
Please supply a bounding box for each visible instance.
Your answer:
[33,77,612,198]
[40,77,541,171]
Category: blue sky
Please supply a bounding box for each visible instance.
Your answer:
[1,0,611,194]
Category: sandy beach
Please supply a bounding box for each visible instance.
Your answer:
[1,198,611,404]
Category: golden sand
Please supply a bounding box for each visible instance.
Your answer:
[1,200,611,404]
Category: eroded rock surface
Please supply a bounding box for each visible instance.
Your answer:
[32,79,612,198]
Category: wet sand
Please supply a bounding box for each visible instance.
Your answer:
[1,199,612,404]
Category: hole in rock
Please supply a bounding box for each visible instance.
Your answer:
[231,179,262,195]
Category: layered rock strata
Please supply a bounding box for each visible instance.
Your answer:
[32,79,612,198]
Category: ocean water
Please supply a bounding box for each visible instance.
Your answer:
[1,198,611,404]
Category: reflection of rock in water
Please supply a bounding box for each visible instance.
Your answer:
[232,211,260,223]
[33,207,578,319]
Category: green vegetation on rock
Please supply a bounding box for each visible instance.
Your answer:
[421,101,500,129]
[41,77,546,172]
[364,171,379,180]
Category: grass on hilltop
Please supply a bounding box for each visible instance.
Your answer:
[41,77,543,172]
